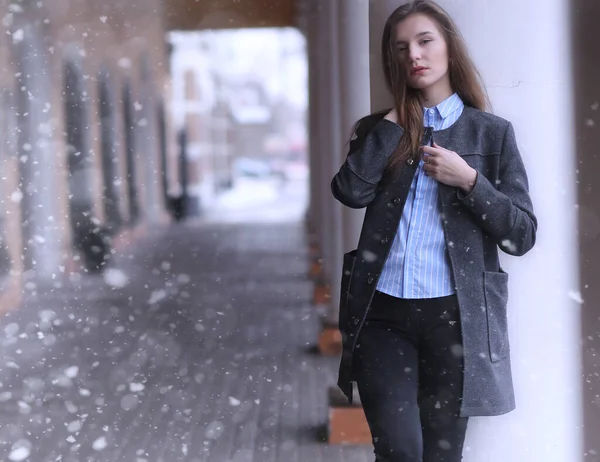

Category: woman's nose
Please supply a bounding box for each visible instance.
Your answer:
[409,47,421,62]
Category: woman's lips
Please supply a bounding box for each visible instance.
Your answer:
[411,67,428,75]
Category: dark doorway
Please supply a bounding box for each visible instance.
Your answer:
[98,72,122,232]
[63,60,109,271]
[157,99,169,205]
[122,81,140,223]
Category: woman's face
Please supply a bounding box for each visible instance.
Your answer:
[395,13,450,92]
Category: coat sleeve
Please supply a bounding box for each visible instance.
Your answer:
[331,118,404,209]
[457,122,537,256]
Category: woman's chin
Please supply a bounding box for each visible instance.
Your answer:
[408,78,432,90]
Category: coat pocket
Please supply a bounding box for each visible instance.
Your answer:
[483,270,510,362]
[339,250,357,334]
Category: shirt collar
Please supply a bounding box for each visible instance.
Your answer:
[424,93,464,120]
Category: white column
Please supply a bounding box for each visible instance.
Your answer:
[14,24,66,280]
[338,0,371,254]
[368,1,581,460]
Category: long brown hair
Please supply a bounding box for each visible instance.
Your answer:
[381,0,490,176]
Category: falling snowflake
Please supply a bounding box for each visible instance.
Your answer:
[65,366,79,378]
[10,190,22,203]
[104,268,129,288]
[129,382,145,392]
[204,421,224,440]
[148,290,167,305]
[8,440,31,461]
[568,290,584,304]
[501,239,517,253]
[118,58,131,69]
[177,274,191,284]
[361,250,377,263]
[12,28,23,44]
[67,420,82,433]
[92,436,107,451]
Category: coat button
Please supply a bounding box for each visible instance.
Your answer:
[353,318,360,325]
[392,197,401,204]
[367,276,374,284]
[407,158,414,165]
[380,237,389,244]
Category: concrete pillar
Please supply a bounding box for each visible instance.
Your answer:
[324,0,344,317]
[139,83,162,224]
[295,0,317,229]
[14,24,66,281]
[303,0,335,311]
[572,1,600,459]
[182,69,203,216]
[317,0,372,356]
[308,13,321,237]
[314,1,333,288]
[324,0,374,446]
[338,0,370,254]
[368,1,581,460]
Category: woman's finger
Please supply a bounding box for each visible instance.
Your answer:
[423,162,436,173]
[423,155,436,166]
[421,145,442,156]
[432,141,449,152]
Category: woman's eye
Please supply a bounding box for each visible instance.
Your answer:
[421,39,432,45]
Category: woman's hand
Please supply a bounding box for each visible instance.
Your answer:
[384,108,398,124]
[421,142,478,193]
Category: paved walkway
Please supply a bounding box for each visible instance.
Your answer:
[0,188,371,461]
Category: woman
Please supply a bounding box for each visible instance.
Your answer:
[331,1,537,461]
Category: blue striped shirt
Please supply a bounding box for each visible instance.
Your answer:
[376,93,464,299]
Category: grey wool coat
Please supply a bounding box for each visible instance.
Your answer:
[331,106,537,417]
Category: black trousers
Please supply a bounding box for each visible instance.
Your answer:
[353,290,468,462]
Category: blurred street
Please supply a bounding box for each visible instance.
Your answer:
[0,178,369,462]
[203,176,308,224]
